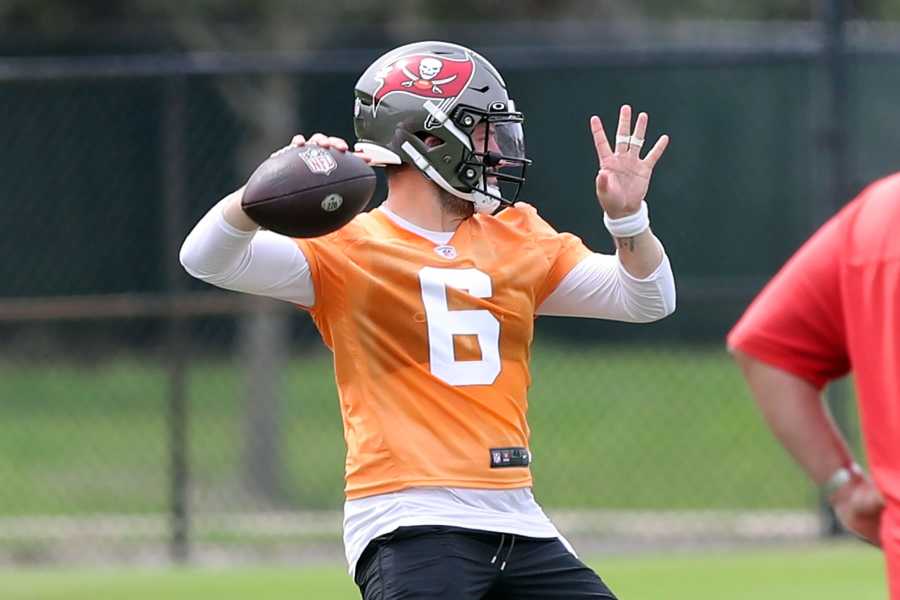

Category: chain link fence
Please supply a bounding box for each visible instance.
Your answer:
[1,20,896,566]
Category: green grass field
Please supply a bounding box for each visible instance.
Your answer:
[0,343,859,516]
[0,343,876,598]
[1,544,885,600]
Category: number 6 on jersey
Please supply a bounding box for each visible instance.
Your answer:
[418,267,501,386]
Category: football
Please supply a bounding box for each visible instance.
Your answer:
[241,144,377,238]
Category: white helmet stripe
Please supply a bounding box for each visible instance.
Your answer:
[423,101,472,150]
[353,142,402,166]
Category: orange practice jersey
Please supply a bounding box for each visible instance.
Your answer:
[296,203,591,500]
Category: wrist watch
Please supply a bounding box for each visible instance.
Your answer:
[822,463,864,499]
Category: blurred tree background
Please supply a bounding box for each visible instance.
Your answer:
[1,0,898,56]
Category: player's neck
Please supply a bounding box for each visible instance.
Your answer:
[385,170,469,233]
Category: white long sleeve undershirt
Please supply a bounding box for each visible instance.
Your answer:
[179,202,676,321]
[179,200,315,306]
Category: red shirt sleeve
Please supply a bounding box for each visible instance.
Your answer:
[727,207,854,389]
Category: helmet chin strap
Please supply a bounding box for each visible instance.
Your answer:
[400,141,501,214]
[475,185,503,214]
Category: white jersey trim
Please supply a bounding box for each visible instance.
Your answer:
[343,486,576,577]
[377,203,454,245]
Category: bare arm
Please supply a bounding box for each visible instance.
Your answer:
[613,228,664,279]
[733,349,884,545]
[734,349,853,482]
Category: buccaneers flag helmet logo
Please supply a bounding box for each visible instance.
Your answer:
[373,53,476,128]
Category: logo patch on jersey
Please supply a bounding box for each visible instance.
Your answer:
[372,53,476,129]
[434,245,458,260]
[298,146,337,176]
[490,447,530,468]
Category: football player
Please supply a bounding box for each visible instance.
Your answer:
[181,41,675,599]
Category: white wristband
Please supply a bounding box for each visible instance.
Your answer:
[603,201,650,238]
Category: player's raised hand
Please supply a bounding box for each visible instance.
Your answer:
[590,105,669,219]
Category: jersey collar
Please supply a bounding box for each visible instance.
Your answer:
[377,204,455,245]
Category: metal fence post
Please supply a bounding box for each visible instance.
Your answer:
[822,0,849,213]
[819,0,852,538]
[163,75,190,562]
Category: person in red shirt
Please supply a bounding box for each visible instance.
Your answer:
[728,172,900,597]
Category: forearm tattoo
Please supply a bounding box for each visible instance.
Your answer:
[615,236,636,252]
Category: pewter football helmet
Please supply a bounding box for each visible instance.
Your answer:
[353,41,530,213]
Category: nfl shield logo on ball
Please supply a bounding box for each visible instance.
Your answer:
[298,146,337,176]
[321,193,343,212]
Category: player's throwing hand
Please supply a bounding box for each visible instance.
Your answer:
[590,105,669,219]
[270,133,375,164]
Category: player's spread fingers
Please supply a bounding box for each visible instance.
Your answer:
[328,136,350,152]
[590,116,613,163]
[307,132,330,147]
[643,134,670,168]
[615,104,632,154]
[631,112,648,156]
[291,134,306,147]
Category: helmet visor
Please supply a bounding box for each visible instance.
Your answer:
[471,119,526,162]
[491,121,526,160]
[454,104,531,210]
[468,118,530,208]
